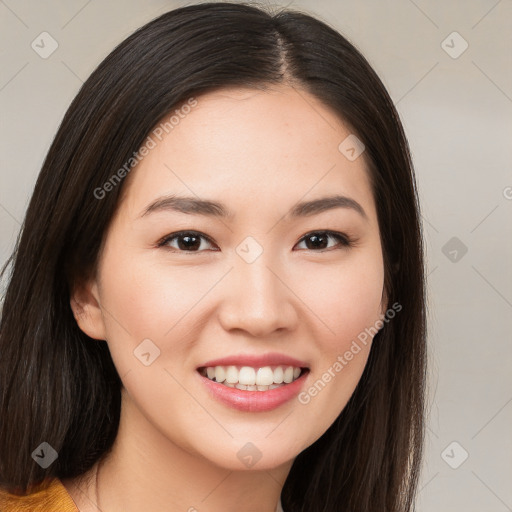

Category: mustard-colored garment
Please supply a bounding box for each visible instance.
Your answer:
[0,477,286,511]
[0,477,79,511]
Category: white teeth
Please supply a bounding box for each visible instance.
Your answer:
[215,366,226,383]
[239,366,256,385]
[256,367,274,386]
[201,364,305,390]
[225,365,238,384]
[283,366,294,383]
[273,366,284,384]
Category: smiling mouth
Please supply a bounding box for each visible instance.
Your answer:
[197,365,309,391]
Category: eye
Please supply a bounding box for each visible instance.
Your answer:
[294,231,354,251]
[157,231,218,253]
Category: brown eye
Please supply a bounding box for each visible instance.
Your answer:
[295,231,353,251]
[158,231,217,252]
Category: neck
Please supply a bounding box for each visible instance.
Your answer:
[65,389,291,512]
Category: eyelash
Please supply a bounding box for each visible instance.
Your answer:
[156,230,356,254]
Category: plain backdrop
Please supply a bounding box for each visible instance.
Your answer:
[1,1,511,510]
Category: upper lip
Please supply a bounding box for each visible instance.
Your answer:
[198,352,309,369]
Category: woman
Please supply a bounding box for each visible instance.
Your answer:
[0,2,427,511]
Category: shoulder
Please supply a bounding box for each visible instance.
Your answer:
[0,477,79,511]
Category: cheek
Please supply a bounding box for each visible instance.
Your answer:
[96,251,214,438]
[291,249,384,434]
[294,250,385,352]
[100,249,213,341]
[96,244,231,386]
[331,265,384,348]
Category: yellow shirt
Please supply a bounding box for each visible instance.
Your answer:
[0,478,285,511]
[0,477,79,511]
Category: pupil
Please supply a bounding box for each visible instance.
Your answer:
[179,234,200,251]
[308,233,327,250]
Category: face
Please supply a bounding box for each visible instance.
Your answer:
[74,84,387,471]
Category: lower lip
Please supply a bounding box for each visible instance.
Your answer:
[198,371,309,412]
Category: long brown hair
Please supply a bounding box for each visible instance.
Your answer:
[0,3,427,510]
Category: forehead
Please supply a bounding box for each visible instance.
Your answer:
[118,85,377,224]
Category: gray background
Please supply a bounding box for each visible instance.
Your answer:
[1,1,511,510]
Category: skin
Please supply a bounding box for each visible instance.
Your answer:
[63,84,387,512]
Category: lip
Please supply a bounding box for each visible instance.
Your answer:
[197,369,310,412]
[197,352,309,370]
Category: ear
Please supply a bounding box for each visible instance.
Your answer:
[70,277,108,341]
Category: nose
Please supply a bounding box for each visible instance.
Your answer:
[217,252,298,338]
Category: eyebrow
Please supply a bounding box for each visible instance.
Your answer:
[139,194,368,221]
